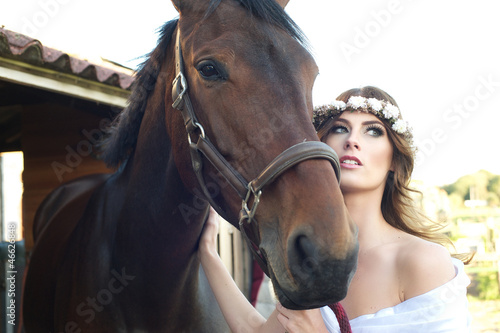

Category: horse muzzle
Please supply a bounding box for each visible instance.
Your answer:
[264,228,359,310]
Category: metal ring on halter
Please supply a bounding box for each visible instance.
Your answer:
[187,122,206,144]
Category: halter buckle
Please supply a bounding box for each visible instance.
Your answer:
[172,71,188,109]
[241,185,262,224]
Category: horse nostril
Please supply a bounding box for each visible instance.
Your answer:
[295,234,317,264]
[289,232,329,281]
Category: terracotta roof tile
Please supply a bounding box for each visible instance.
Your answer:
[0,28,134,90]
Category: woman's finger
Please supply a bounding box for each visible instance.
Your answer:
[276,302,290,316]
[276,303,292,331]
[276,311,289,331]
[207,207,220,229]
[276,303,327,333]
[199,207,221,256]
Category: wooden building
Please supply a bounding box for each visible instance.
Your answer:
[0,27,133,252]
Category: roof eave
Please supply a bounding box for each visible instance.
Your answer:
[0,56,130,108]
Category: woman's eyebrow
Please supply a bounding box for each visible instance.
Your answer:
[335,118,350,125]
[362,120,384,126]
[335,118,384,126]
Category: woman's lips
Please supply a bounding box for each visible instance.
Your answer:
[340,155,362,169]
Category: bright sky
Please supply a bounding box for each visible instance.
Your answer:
[2,0,499,186]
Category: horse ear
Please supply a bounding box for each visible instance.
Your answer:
[171,0,200,13]
[172,0,289,12]
[171,0,181,12]
[276,0,290,8]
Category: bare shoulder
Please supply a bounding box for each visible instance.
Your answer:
[396,234,455,301]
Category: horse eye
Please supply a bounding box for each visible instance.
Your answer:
[200,65,218,77]
[197,61,225,80]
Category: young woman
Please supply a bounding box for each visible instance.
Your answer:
[199,86,472,332]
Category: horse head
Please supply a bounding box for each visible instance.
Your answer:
[170,0,358,309]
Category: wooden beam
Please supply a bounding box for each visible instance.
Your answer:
[0,57,130,108]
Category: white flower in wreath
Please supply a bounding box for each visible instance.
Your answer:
[382,104,400,120]
[392,119,408,134]
[331,100,347,110]
[367,98,383,112]
[347,96,367,109]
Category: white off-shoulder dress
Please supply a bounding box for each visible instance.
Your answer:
[320,258,471,332]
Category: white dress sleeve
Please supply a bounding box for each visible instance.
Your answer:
[320,258,472,332]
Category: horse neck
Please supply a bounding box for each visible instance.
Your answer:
[113,77,207,282]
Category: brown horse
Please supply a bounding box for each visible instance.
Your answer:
[22,0,358,332]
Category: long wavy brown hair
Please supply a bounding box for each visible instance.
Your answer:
[316,86,472,263]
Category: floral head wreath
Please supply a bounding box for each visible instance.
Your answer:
[313,96,413,141]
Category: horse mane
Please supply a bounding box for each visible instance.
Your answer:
[98,19,178,168]
[99,0,307,168]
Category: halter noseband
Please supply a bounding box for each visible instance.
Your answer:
[171,27,340,276]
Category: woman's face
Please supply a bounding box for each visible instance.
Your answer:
[325,111,394,194]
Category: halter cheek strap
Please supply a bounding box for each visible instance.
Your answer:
[172,27,247,213]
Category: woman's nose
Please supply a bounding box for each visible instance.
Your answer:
[344,135,360,150]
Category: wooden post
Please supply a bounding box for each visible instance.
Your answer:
[217,216,252,299]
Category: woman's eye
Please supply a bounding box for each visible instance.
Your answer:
[366,126,384,137]
[331,125,348,134]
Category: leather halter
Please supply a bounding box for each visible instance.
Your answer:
[171,27,341,276]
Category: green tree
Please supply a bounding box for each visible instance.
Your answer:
[488,175,500,199]
[442,170,499,207]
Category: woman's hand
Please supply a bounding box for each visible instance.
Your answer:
[199,207,220,259]
[276,302,328,333]
[197,207,269,332]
